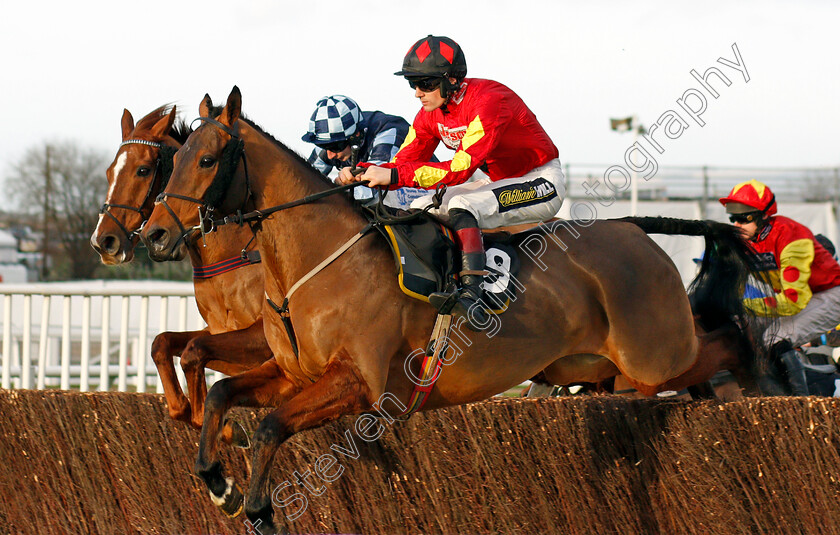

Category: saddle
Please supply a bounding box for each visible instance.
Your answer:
[366,207,522,314]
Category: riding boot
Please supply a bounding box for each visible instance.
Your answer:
[453,251,491,331]
[778,349,810,396]
[429,209,490,331]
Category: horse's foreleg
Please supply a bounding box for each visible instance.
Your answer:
[195,359,298,517]
[244,354,372,532]
[151,329,207,423]
[180,320,272,429]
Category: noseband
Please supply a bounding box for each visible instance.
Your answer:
[100,139,177,241]
[154,116,250,247]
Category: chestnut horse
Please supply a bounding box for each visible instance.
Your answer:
[140,87,767,532]
[90,105,271,431]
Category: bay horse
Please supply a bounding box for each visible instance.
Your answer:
[90,105,271,432]
[140,86,768,533]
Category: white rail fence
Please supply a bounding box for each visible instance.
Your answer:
[0,280,223,393]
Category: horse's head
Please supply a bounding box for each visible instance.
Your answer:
[141,87,250,262]
[91,105,180,265]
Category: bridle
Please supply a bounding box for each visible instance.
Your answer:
[154,115,251,248]
[99,139,176,242]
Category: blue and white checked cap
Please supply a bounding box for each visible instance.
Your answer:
[301,95,364,145]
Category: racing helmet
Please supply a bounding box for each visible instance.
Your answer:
[719,179,777,216]
[395,35,467,98]
[301,95,364,146]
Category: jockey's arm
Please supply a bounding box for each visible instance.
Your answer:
[744,238,814,316]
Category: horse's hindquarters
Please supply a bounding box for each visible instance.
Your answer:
[524,221,698,391]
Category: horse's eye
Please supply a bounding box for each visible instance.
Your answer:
[200,156,216,168]
[136,166,152,177]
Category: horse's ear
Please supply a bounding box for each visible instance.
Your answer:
[149,106,177,139]
[221,86,242,127]
[120,109,135,140]
[199,94,213,118]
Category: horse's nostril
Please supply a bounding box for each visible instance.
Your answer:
[147,228,168,247]
[101,235,119,255]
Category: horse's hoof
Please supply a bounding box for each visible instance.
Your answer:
[223,419,251,449]
[209,477,244,518]
[246,500,288,534]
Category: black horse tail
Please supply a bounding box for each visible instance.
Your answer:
[617,216,774,377]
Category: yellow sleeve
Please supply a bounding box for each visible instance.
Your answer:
[744,238,813,316]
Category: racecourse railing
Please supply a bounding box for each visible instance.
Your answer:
[564,163,840,213]
[0,281,220,393]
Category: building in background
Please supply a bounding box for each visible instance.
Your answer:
[0,228,29,283]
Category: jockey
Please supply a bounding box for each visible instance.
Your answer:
[720,179,840,394]
[302,95,426,208]
[338,35,566,330]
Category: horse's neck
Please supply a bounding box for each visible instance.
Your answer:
[243,128,369,293]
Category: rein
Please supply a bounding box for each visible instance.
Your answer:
[208,177,446,229]
[211,180,371,228]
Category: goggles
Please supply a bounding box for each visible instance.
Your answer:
[407,77,442,92]
[728,212,760,224]
[317,139,351,153]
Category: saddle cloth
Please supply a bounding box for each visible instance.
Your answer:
[373,210,521,314]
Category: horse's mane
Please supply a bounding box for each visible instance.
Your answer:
[135,105,192,144]
[205,105,362,206]
[170,118,192,144]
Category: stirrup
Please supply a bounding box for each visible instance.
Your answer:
[428,290,459,315]
[430,288,489,331]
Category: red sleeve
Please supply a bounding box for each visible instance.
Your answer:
[389,110,440,170]
[391,91,512,189]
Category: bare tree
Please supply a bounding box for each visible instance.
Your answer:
[6,141,109,280]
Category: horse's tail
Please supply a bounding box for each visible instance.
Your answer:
[617,216,773,376]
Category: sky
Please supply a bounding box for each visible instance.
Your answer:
[1,0,838,196]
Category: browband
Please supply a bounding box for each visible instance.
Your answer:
[120,139,162,148]
[191,116,239,138]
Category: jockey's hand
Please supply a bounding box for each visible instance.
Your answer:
[358,166,392,188]
[336,166,361,185]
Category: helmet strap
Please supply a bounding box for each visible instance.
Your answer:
[750,193,776,237]
[440,75,462,100]
[760,194,775,216]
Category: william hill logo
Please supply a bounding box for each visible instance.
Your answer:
[499,188,537,206]
[494,178,557,213]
